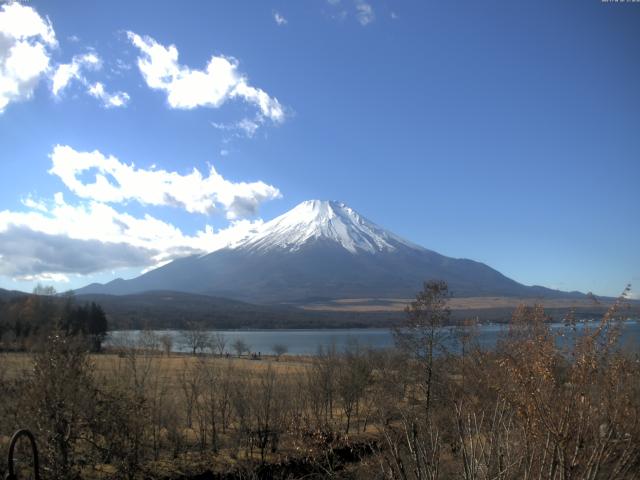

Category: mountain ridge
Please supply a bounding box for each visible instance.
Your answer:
[75,200,585,303]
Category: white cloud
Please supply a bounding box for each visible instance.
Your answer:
[0,4,128,112]
[211,117,262,138]
[51,52,101,95]
[21,196,48,212]
[274,12,288,26]
[391,12,399,20]
[48,145,281,219]
[112,58,132,75]
[325,0,376,25]
[0,220,156,280]
[87,81,130,108]
[0,193,264,279]
[127,32,285,123]
[355,1,375,26]
[51,53,130,108]
[21,272,71,283]
[0,2,57,113]
[237,118,260,137]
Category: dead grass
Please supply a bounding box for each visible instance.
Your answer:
[0,351,312,382]
[300,296,618,312]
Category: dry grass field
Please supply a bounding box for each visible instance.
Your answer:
[300,295,615,312]
[0,351,312,382]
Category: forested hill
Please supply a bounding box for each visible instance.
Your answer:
[0,287,27,301]
[74,291,395,330]
[76,290,634,330]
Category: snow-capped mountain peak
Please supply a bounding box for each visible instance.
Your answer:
[232,200,421,254]
[74,199,571,302]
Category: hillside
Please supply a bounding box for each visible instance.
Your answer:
[75,291,395,330]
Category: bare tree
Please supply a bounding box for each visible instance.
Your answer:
[218,362,236,434]
[180,322,211,355]
[235,366,289,463]
[272,343,288,360]
[254,366,289,462]
[308,342,339,428]
[197,358,222,452]
[26,330,96,478]
[232,338,250,357]
[336,344,372,433]
[145,359,172,460]
[178,359,201,428]
[394,280,450,420]
[138,329,160,353]
[159,334,173,356]
[376,281,451,480]
[212,332,228,356]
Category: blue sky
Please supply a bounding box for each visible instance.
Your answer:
[0,0,638,297]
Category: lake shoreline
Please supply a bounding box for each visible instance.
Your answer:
[106,319,640,356]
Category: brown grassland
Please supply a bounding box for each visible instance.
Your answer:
[0,282,639,479]
[300,296,622,313]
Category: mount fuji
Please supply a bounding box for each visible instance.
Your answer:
[76,200,580,303]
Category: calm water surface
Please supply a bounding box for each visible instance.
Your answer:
[107,320,640,356]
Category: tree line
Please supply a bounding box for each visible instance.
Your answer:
[0,285,108,352]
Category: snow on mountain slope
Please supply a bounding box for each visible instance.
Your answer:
[232,200,423,254]
[74,199,582,303]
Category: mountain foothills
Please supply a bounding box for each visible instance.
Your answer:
[76,200,584,304]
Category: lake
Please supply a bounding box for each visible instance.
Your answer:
[106,319,640,356]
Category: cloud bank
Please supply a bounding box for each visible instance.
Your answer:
[49,145,281,218]
[0,192,265,280]
[0,142,281,280]
[0,226,155,280]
